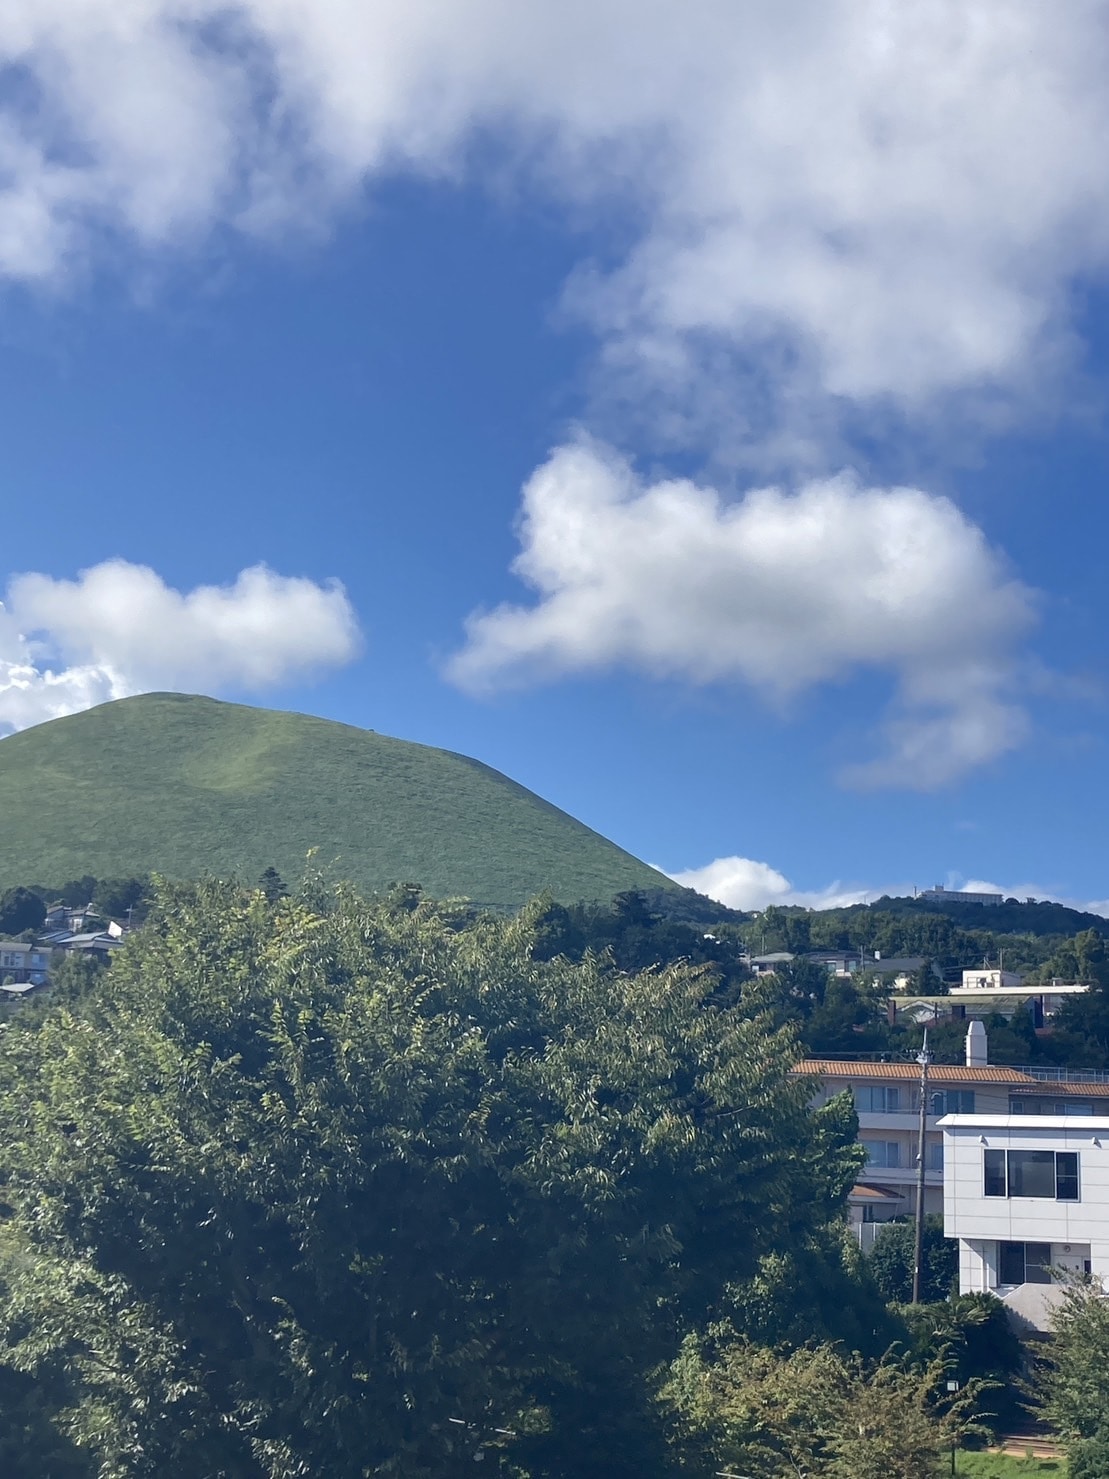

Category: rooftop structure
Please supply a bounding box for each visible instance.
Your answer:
[920,885,1005,907]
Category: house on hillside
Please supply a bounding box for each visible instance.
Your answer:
[941,1106,1109,1332]
[747,950,942,990]
[43,902,100,934]
[46,927,122,960]
[888,978,1089,1030]
[0,939,50,987]
[745,951,795,975]
[806,949,940,986]
[799,1032,1109,1249]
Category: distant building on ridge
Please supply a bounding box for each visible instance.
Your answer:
[920,884,1005,907]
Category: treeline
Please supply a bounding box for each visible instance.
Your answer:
[740,896,1108,975]
[0,877,1044,1478]
[0,876,149,937]
[529,893,1109,1068]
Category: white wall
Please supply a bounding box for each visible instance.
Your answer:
[942,1115,1109,1290]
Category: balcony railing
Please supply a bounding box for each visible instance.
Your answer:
[1013,1065,1109,1085]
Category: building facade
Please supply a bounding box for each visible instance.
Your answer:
[0,939,50,986]
[800,1049,1109,1248]
[940,1111,1109,1330]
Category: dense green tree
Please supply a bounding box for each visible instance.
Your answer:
[1068,1428,1109,1479]
[868,1216,957,1305]
[1047,935,1109,1067]
[0,887,46,937]
[1043,1275,1109,1469]
[256,866,288,904]
[91,877,147,923]
[664,1331,973,1478]
[54,877,98,908]
[900,1293,1023,1433]
[0,880,851,1478]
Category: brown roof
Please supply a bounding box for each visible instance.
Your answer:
[1008,1082,1109,1099]
[797,1058,1036,1084]
[796,1058,1109,1093]
[849,1182,903,1201]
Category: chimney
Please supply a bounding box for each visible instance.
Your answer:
[965,1019,988,1068]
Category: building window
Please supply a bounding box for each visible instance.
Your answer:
[1010,1096,1093,1116]
[857,1087,902,1113]
[932,1090,975,1115]
[862,1140,901,1168]
[998,1241,1052,1286]
[984,1149,1080,1200]
[926,1142,943,1171]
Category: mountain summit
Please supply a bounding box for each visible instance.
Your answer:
[0,693,674,909]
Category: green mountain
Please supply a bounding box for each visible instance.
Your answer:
[0,693,677,910]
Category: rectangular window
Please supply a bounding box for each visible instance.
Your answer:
[933,1090,975,1115]
[1056,1152,1080,1200]
[1010,1096,1093,1116]
[984,1149,1080,1200]
[984,1149,1007,1196]
[1008,1150,1056,1198]
[857,1087,902,1114]
[862,1140,901,1168]
[926,1142,943,1171]
[998,1241,1053,1286]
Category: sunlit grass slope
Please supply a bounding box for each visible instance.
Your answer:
[0,693,677,909]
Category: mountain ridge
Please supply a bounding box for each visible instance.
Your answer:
[0,693,677,909]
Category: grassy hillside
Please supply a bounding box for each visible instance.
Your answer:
[0,694,677,910]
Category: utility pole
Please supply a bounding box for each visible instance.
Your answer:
[912,1027,934,1304]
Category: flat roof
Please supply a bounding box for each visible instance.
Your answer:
[892,988,1088,1005]
[939,1114,1109,1130]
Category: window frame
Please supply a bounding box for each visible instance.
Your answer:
[862,1139,902,1169]
[983,1147,1080,1201]
[857,1085,902,1114]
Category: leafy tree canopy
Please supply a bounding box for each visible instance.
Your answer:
[0,887,46,938]
[1043,1275,1109,1468]
[664,1328,979,1479]
[868,1216,957,1306]
[0,879,853,1478]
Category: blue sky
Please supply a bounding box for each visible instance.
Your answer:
[2,3,1109,911]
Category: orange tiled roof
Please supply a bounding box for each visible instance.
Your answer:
[796,1058,1109,1093]
[797,1058,1036,1084]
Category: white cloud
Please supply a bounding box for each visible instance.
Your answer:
[3,4,1101,778]
[669,858,1109,919]
[0,559,361,734]
[449,440,1034,787]
[1,4,1108,443]
[667,855,897,912]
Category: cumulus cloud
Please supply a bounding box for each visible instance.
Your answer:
[0,559,360,734]
[449,440,1034,787]
[2,3,1109,441]
[669,858,1109,918]
[3,4,1099,777]
[667,855,897,912]
[666,855,871,913]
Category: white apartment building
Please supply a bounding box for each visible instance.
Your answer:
[801,1033,1109,1250]
[941,1110,1109,1330]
